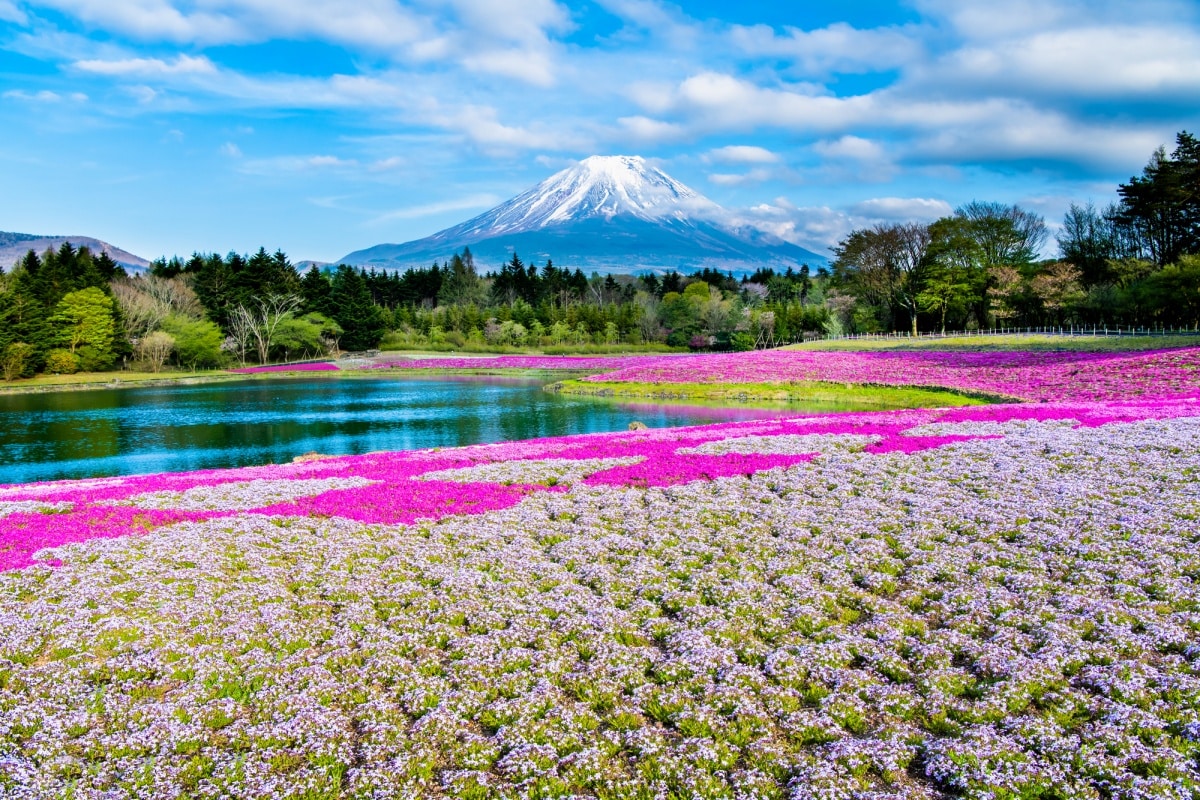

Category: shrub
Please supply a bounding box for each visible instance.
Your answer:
[730,332,757,351]
[1,342,36,381]
[45,348,80,375]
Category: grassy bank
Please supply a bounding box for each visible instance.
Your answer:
[0,369,237,395]
[790,333,1200,352]
[547,378,994,410]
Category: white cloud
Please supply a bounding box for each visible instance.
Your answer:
[441,0,573,85]
[736,198,846,252]
[704,145,779,164]
[38,0,573,84]
[446,0,571,44]
[368,156,406,172]
[907,109,1170,170]
[848,197,952,221]
[368,193,503,225]
[0,0,26,23]
[617,115,685,143]
[35,0,243,44]
[934,26,1200,98]
[729,21,924,74]
[736,195,955,250]
[707,169,772,186]
[652,72,870,133]
[592,0,701,47]
[2,89,87,102]
[220,141,242,158]
[33,0,426,48]
[127,85,158,103]
[239,154,359,174]
[813,136,884,161]
[460,48,558,87]
[430,104,590,153]
[912,0,1074,40]
[624,81,677,114]
[74,54,217,76]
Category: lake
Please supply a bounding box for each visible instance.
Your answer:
[0,375,801,484]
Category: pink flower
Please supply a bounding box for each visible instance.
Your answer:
[229,362,339,374]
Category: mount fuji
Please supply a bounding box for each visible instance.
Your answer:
[337,156,828,275]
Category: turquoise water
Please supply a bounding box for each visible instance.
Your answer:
[0,376,793,484]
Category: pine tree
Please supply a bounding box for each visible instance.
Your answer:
[300,265,334,316]
[330,265,386,351]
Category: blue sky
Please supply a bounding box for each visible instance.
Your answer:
[1,0,1198,264]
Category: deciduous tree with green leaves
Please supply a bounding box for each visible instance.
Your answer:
[49,286,117,370]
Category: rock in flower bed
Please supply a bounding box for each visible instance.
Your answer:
[585,347,1200,403]
[2,397,1200,797]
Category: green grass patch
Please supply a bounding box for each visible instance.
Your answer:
[0,369,233,395]
[789,334,1200,353]
[548,379,994,411]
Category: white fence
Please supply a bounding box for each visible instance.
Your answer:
[822,325,1199,342]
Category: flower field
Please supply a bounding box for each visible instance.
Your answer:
[369,355,667,373]
[229,363,341,374]
[583,346,1200,403]
[368,346,1200,403]
[2,348,1200,798]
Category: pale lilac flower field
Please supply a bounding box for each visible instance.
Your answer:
[2,349,1199,798]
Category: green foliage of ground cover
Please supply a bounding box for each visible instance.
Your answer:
[550,378,992,410]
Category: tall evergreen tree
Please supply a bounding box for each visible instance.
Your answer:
[330,265,386,351]
[438,251,487,307]
[299,265,334,316]
[1117,131,1200,266]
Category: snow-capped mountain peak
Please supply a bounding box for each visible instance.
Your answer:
[458,155,721,237]
[337,155,831,274]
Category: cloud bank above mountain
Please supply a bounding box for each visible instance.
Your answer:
[0,1,1196,262]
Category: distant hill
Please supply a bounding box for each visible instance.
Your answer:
[338,155,830,275]
[0,231,151,273]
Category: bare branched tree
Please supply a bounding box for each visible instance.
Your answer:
[144,274,205,320]
[137,330,176,372]
[111,274,206,346]
[225,305,257,366]
[243,293,302,364]
[111,279,168,342]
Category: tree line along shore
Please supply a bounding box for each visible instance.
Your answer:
[1,131,1196,382]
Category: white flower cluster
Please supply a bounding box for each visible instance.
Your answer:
[902,418,1080,438]
[420,458,642,487]
[1,416,1198,798]
[107,478,378,512]
[679,433,881,456]
[0,502,71,519]
[0,478,125,500]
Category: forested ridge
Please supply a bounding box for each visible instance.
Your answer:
[1,132,1197,380]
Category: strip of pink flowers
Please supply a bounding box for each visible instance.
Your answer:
[584,346,1200,402]
[369,354,673,372]
[228,362,340,374]
[4,395,1198,572]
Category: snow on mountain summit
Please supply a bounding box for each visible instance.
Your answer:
[456,155,722,237]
